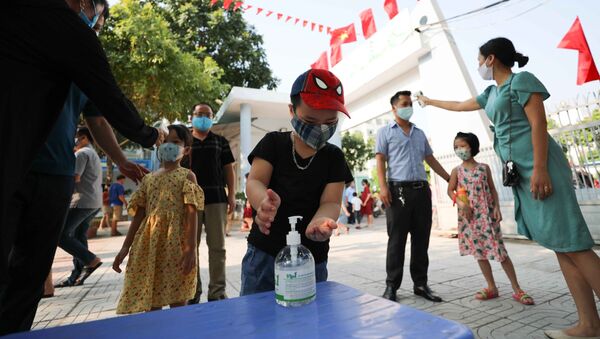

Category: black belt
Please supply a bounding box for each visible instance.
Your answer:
[389,181,428,189]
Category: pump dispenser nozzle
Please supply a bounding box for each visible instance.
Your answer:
[287,216,303,246]
[288,216,303,232]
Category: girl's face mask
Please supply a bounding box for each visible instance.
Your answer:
[454,147,472,161]
[157,142,184,163]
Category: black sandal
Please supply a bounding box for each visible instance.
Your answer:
[54,280,74,288]
[75,261,103,285]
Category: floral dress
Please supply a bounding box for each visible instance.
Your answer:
[116,167,204,314]
[457,163,508,262]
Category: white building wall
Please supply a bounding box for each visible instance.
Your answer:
[333,0,492,232]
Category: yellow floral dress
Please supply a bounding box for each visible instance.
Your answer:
[116,167,204,314]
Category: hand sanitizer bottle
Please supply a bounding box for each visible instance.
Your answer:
[274,216,316,307]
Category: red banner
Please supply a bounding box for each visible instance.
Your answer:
[311,51,329,70]
[360,8,377,39]
[558,17,600,85]
[384,0,399,20]
[331,44,342,66]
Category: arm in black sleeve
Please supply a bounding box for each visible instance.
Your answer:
[49,7,157,148]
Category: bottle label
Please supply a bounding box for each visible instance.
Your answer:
[275,265,316,302]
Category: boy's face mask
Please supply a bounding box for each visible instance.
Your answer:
[290,113,337,150]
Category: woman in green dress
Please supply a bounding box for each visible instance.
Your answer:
[419,37,600,339]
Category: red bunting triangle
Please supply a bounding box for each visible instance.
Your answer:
[266,11,273,17]
[319,24,323,32]
[256,7,263,14]
[277,13,283,20]
[285,16,292,23]
[311,22,316,31]
[223,0,234,10]
[303,20,308,27]
[295,18,300,25]
[233,1,243,11]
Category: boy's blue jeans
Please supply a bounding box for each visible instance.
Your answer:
[240,244,328,296]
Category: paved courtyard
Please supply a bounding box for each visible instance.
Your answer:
[34,217,600,338]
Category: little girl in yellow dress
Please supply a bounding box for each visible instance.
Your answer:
[112,125,204,314]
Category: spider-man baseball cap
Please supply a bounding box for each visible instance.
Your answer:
[290,69,350,118]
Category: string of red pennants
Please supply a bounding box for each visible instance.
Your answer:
[210,0,333,35]
[314,0,401,70]
[209,0,403,70]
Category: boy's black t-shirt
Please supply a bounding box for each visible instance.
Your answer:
[247,131,354,263]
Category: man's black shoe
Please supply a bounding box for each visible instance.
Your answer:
[414,285,442,302]
[382,285,397,301]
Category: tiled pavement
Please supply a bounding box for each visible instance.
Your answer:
[33,218,600,338]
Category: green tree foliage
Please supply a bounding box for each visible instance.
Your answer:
[100,0,229,122]
[549,109,600,162]
[342,132,375,173]
[151,0,279,90]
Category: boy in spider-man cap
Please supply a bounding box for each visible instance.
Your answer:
[241,69,354,296]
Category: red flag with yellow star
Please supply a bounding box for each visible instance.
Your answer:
[330,24,357,46]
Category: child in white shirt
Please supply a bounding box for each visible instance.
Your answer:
[351,192,363,229]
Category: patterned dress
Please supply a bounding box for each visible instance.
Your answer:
[457,163,508,262]
[116,167,204,314]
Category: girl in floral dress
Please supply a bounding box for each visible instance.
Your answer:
[448,132,533,305]
[112,125,204,314]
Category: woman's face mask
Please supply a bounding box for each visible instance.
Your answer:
[478,57,493,81]
[290,114,337,150]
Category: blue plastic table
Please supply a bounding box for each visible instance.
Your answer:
[9,281,473,338]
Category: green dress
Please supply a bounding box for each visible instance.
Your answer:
[476,71,594,252]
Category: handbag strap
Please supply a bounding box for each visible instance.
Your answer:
[507,75,514,162]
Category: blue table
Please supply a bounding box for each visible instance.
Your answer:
[9,282,473,338]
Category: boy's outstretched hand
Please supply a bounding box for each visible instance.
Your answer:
[255,189,281,235]
[306,217,338,242]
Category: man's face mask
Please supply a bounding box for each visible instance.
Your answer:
[290,113,337,150]
[395,106,413,121]
[192,116,213,132]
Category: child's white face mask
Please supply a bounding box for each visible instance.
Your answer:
[455,147,472,161]
[157,143,184,162]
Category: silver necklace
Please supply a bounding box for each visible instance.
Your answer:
[291,132,316,170]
